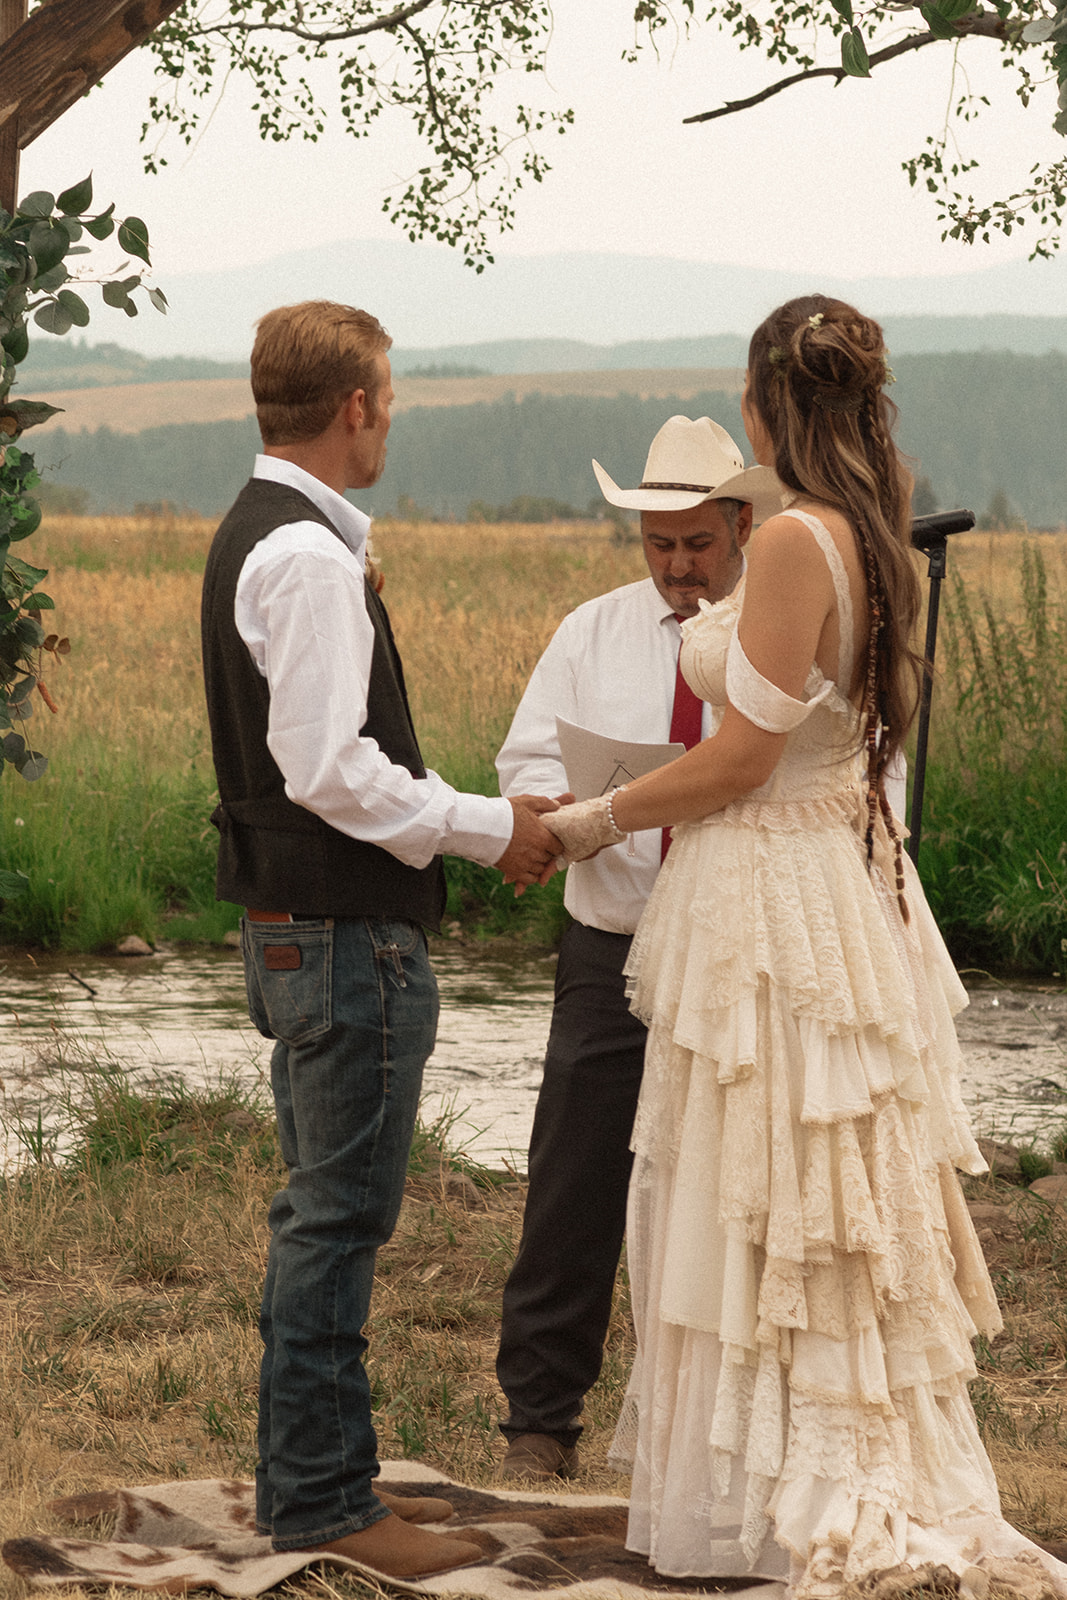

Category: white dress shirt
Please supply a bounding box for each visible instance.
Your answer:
[234,455,514,871]
[497,578,709,934]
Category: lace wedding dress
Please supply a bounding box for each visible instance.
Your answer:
[612,512,1067,1598]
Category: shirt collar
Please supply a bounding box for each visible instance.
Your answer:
[253,454,372,565]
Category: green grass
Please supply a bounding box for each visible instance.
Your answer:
[915,545,1067,974]
[0,751,234,949]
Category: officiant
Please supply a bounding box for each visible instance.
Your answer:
[493,415,783,1482]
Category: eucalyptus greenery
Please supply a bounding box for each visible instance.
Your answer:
[0,173,165,903]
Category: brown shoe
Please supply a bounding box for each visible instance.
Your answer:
[308,1514,481,1579]
[495,1433,579,1481]
[377,1489,453,1524]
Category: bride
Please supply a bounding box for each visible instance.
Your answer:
[548,296,1067,1598]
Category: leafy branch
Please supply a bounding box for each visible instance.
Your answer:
[139,0,570,270]
[631,0,1067,257]
[0,174,165,818]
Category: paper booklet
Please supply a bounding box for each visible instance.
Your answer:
[555,716,685,802]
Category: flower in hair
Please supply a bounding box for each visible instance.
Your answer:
[768,346,786,366]
[808,312,825,330]
[882,356,896,385]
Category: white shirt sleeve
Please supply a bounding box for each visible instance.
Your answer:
[235,521,514,870]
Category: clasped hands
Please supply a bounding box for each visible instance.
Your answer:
[497,792,628,894]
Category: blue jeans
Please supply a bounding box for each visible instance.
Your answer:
[242,913,439,1550]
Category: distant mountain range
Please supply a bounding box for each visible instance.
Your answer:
[20,312,1067,393]
[26,236,1067,361]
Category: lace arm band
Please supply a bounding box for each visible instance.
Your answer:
[725,633,836,734]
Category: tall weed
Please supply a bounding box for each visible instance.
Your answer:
[919,540,1067,971]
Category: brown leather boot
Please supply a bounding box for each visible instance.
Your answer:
[308,1513,481,1579]
[495,1433,579,1481]
[376,1490,454,1524]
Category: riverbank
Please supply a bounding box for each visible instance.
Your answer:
[0,1083,1065,1600]
[1,515,1066,969]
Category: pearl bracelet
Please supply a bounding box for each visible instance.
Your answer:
[606,787,636,855]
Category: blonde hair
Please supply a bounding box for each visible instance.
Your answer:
[748,294,923,914]
[251,300,392,445]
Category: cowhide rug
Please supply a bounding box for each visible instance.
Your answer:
[1,1461,784,1599]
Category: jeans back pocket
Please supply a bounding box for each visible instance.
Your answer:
[242,918,333,1045]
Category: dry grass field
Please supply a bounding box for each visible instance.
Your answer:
[24,513,648,778]
[27,513,1064,772]
[28,366,745,436]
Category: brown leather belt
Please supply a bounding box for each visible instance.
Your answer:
[246,909,295,922]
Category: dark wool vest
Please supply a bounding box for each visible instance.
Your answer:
[201,477,447,927]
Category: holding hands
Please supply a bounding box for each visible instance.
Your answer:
[496,795,565,892]
[544,793,627,864]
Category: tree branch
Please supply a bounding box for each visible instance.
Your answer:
[184,0,439,48]
[683,8,1006,125]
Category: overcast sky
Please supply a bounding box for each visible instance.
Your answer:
[19,2,1067,342]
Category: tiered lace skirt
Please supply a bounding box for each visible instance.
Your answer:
[613,790,1067,1598]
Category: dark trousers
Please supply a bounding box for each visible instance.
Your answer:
[497,920,647,1446]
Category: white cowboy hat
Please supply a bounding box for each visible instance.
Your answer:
[593,415,784,526]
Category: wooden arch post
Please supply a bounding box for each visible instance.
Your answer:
[0,0,187,216]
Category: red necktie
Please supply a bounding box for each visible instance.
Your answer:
[663,616,703,861]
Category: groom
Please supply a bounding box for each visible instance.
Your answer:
[494,415,783,1479]
[201,299,560,1575]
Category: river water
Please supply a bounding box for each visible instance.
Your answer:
[1,942,1065,1166]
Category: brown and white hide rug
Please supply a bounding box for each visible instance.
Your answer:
[2,1461,784,1600]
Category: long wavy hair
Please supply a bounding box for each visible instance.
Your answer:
[747,294,923,908]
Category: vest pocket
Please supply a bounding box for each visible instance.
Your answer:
[241,917,333,1044]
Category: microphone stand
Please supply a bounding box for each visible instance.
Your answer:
[906,510,975,865]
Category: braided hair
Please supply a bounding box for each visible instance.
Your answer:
[747,295,922,920]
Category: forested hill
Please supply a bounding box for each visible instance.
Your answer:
[31,350,1067,527]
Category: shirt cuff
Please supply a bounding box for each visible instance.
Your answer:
[442,792,515,867]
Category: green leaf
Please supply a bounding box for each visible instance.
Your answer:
[102,281,132,309]
[840,26,871,75]
[18,751,47,781]
[56,174,93,215]
[4,676,34,708]
[920,2,960,38]
[933,0,976,18]
[16,191,55,220]
[28,220,69,276]
[7,557,48,586]
[117,216,151,264]
[56,288,91,327]
[8,501,41,540]
[83,204,115,241]
[0,869,29,899]
[828,0,854,20]
[148,287,169,314]
[2,732,26,761]
[0,399,62,435]
[34,301,73,336]
[21,593,54,613]
[33,263,69,292]
[1,322,29,363]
